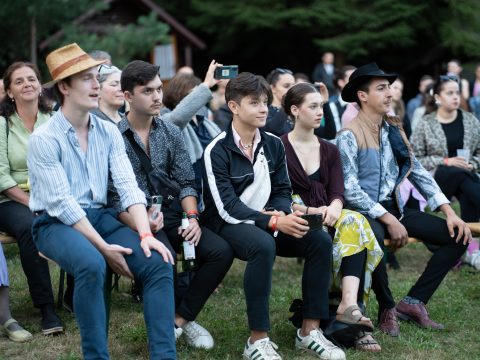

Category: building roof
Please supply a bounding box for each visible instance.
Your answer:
[39,0,206,51]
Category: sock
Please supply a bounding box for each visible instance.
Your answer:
[0,286,13,325]
[402,296,422,305]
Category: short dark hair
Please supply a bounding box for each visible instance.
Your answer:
[163,73,201,110]
[265,68,293,86]
[333,65,356,90]
[225,72,272,105]
[0,61,52,118]
[282,83,318,118]
[355,78,374,107]
[121,60,160,93]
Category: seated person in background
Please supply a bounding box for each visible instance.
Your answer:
[162,64,222,206]
[336,63,471,338]
[411,75,480,222]
[202,72,346,360]
[0,61,63,335]
[110,60,234,350]
[28,43,175,360]
[90,64,124,123]
[0,245,33,342]
[281,82,383,352]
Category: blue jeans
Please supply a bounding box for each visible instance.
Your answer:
[32,208,176,360]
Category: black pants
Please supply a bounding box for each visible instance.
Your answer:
[365,206,467,310]
[0,201,54,307]
[435,166,480,222]
[163,210,234,322]
[217,223,332,331]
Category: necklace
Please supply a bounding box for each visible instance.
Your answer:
[240,141,254,150]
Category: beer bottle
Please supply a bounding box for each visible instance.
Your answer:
[181,212,197,271]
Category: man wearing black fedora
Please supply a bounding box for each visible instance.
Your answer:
[336,63,471,337]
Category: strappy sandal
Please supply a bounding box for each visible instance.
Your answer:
[354,332,381,353]
[336,305,374,332]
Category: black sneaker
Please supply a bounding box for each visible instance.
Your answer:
[41,304,64,335]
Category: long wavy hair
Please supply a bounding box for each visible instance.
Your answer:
[0,61,52,121]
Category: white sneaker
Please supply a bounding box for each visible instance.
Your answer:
[295,329,346,360]
[174,326,183,341]
[182,321,214,349]
[464,250,480,270]
[243,337,282,360]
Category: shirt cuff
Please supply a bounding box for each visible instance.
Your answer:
[121,189,147,211]
[368,203,388,219]
[427,192,450,211]
[56,203,87,226]
[179,188,198,200]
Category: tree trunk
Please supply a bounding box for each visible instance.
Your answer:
[30,15,37,65]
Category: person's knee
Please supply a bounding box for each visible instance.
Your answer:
[76,253,106,284]
[249,233,275,261]
[208,240,235,267]
[307,230,332,256]
[141,252,174,281]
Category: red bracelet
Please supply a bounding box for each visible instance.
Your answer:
[271,216,279,232]
[444,158,449,166]
[187,210,199,216]
[139,232,153,241]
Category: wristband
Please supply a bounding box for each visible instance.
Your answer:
[271,216,279,232]
[306,207,309,214]
[187,214,199,221]
[444,157,449,166]
[187,210,199,216]
[139,232,153,241]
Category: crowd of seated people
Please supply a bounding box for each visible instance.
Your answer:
[0,43,477,360]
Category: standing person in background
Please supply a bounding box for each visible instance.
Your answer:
[0,61,63,335]
[411,76,480,222]
[312,52,336,96]
[28,43,175,360]
[468,64,480,119]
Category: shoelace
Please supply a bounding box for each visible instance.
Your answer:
[256,338,281,358]
[184,322,204,341]
[310,329,339,351]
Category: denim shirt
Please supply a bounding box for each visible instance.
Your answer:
[336,112,449,219]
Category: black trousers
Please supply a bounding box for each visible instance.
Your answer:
[435,166,480,222]
[216,223,332,331]
[0,201,54,307]
[365,206,467,310]
[163,209,234,322]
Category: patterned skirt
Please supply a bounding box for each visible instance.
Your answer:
[0,245,9,287]
[330,209,383,305]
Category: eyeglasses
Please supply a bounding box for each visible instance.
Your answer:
[439,75,459,83]
[275,68,293,75]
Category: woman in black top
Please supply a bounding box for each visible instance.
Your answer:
[411,76,480,221]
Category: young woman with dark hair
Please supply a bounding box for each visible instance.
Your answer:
[281,82,383,352]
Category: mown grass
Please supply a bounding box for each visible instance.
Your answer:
[1,240,479,360]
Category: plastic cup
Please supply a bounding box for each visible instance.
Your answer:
[457,149,470,163]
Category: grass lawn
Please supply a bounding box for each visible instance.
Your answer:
[1,241,479,360]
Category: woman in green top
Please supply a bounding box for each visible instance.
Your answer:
[0,62,63,335]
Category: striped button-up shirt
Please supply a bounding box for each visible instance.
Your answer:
[28,110,146,225]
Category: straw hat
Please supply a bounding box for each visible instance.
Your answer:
[43,43,105,88]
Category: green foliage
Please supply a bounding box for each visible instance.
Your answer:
[54,12,170,68]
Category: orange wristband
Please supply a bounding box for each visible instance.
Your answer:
[444,158,449,166]
[187,210,199,216]
[139,233,153,241]
[271,216,279,232]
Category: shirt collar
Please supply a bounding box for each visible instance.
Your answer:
[231,124,261,151]
[118,113,160,134]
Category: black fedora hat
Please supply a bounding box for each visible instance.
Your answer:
[341,63,398,103]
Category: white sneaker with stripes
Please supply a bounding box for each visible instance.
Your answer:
[243,337,282,360]
[295,329,346,360]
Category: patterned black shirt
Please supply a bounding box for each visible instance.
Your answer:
[108,115,197,211]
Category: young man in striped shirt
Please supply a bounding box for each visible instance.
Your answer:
[27,43,175,360]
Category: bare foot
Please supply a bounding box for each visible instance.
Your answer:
[355,333,381,352]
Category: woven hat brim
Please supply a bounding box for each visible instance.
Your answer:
[342,73,398,103]
[43,58,107,88]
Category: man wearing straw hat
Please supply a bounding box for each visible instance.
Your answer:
[27,43,176,360]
